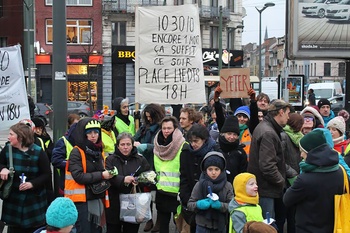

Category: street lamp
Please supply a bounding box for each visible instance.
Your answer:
[227,25,244,68]
[256,2,275,93]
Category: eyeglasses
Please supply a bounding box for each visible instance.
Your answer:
[304,117,314,121]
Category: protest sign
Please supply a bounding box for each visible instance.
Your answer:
[135,4,206,104]
[220,68,250,98]
[0,45,31,130]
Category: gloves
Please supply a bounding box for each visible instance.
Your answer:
[196,198,212,210]
[214,86,223,101]
[137,144,147,154]
[248,87,256,101]
[211,200,221,210]
[288,176,297,186]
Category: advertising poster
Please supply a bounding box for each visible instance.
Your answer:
[288,0,350,58]
[135,4,206,104]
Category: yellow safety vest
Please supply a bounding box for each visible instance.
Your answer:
[102,129,116,155]
[154,142,185,194]
[115,115,136,136]
[229,204,264,233]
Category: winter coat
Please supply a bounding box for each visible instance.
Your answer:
[187,152,234,231]
[281,131,302,176]
[283,144,344,233]
[67,118,107,201]
[0,143,51,228]
[105,146,150,224]
[247,114,286,198]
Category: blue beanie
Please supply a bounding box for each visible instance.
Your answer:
[46,197,78,228]
[234,106,250,119]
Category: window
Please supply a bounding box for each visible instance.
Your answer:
[227,0,234,12]
[324,62,331,76]
[174,0,184,5]
[192,0,201,6]
[46,19,92,45]
[210,26,218,48]
[46,0,92,6]
[339,62,345,76]
[211,0,218,7]
[0,37,6,47]
[0,0,3,18]
[112,22,126,46]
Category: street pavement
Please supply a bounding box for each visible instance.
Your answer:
[0,127,177,233]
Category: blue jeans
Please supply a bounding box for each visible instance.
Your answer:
[259,197,275,219]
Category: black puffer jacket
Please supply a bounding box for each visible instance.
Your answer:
[105,146,150,224]
[68,118,106,200]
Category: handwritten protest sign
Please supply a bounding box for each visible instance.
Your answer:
[0,45,30,130]
[135,4,206,104]
[220,68,250,98]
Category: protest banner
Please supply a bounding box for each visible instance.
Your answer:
[0,45,31,130]
[135,4,206,104]
[220,68,250,98]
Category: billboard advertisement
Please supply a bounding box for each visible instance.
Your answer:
[287,0,350,59]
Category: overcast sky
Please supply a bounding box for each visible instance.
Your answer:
[241,0,286,45]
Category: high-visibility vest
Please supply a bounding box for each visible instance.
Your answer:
[115,115,135,136]
[154,142,185,194]
[56,136,74,176]
[229,204,263,233]
[102,129,116,154]
[64,146,110,207]
[240,128,251,160]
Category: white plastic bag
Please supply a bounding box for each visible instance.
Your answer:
[119,192,152,223]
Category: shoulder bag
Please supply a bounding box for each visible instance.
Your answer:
[0,145,14,200]
[333,165,350,233]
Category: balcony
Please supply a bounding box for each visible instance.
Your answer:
[102,1,231,21]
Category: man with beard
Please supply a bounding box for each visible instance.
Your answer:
[247,99,291,226]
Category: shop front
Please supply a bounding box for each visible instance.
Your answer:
[35,53,103,110]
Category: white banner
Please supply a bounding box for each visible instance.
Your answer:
[135,4,206,104]
[0,45,31,130]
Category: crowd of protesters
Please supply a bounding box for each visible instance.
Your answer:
[0,89,349,233]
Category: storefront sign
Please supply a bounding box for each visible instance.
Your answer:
[35,54,51,64]
[135,5,206,104]
[0,45,31,130]
[112,46,135,63]
[202,49,243,67]
[66,55,88,64]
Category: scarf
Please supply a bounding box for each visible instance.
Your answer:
[299,160,339,173]
[154,128,185,161]
[283,125,304,147]
[333,135,344,145]
[218,134,239,153]
[197,171,227,230]
[239,124,248,140]
[116,113,130,125]
[87,199,107,233]
[190,138,217,158]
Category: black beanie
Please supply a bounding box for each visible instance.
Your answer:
[317,98,331,109]
[203,155,225,171]
[32,117,45,128]
[221,116,240,135]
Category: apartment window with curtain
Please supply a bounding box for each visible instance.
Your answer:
[339,62,345,76]
[324,62,331,76]
[0,0,3,18]
[112,22,126,46]
[46,19,92,44]
[46,0,92,6]
[227,0,234,12]
[210,26,219,48]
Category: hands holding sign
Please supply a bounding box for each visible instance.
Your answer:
[214,86,223,102]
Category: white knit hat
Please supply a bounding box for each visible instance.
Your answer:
[327,116,346,135]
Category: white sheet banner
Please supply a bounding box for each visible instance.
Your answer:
[135,4,206,104]
[0,45,31,130]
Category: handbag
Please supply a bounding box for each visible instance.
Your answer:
[119,185,152,224]
[333,165,350,233]
[0,145,14,200]
[88,180,111,194]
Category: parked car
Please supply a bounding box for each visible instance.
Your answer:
[328,94,345,115]
[34,103,53,126]
[302,0,340,18]
[51,101,92,118]
[326,0,350,21]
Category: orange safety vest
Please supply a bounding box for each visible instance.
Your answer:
[240,128,251,161]
[64,146,110,208]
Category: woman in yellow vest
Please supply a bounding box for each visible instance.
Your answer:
[65,118,114,233]
[153,116,186,233]
[112,97,135,136]
[101,116,117,156]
